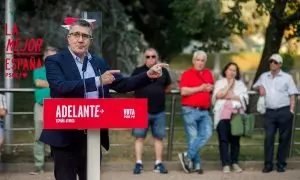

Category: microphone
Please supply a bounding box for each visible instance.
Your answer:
[82,56,88,72]
[98,68,105,99]
[82,56,89,99]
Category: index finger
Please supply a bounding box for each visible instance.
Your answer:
[106,70,121,74]
[156,63,169,68]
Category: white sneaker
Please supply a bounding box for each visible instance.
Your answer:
[223,165,231,173]
[232,163,243,173]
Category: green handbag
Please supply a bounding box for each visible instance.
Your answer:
[230,113,255,137]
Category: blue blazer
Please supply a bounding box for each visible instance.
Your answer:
[39,49,152,150]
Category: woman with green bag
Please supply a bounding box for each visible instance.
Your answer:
[212,62,249,174]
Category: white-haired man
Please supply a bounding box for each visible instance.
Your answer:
[178,50,214,174]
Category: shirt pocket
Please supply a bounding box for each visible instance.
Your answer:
[277,82,288,93]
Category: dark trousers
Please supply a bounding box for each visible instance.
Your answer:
[217,120,241,166]
[264,106,293,168]
[51,133,87,180]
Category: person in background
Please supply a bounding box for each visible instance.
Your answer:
[212,62,248,173]
[131,48,172,174]
[30,46,57,175]
[0,94,7,151]
[178,50,214,174]
[253,54,299,173]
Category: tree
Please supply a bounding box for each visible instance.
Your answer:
[119,0,247,61]
[172,0,300,81]
[4,0,146,75]
[253,0,300,83]
[119,0,190,62]
[170,0,233,52]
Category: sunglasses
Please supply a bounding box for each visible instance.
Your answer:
[269,60,279,65]
[145,55,157,59]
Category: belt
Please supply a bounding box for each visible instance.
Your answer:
[192,106,210,111]
[267,106,290,112]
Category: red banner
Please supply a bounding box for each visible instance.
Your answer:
[43,98,148,129]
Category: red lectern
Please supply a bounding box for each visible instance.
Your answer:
[43,98,148,180]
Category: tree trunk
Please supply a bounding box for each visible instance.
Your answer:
[253,0,287,84]
[102,33,118,69]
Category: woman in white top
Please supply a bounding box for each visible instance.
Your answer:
[212,62,249,173]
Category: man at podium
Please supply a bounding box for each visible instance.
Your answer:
[39,19,167,180]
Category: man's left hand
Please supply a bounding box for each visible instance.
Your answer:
[204,84,214,92]
[147,63,169,79]
[0,109,7,117]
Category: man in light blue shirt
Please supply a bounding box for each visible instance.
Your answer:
[68,47,100,99]
[40,19,168,180]
[253,53,299,173]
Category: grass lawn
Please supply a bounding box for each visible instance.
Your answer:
[169,52,300,72]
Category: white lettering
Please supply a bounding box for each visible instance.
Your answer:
[90,105,95,117]
[56,106,61,118]
[56,118,65,123]
[124,108,136,119]
[94,106,100,117]
[68,105,72,118]
[66,119,75,123]
[78,105,83,117]
[62,105,67,118]
[84,105,89,117]
[55,105,102,118]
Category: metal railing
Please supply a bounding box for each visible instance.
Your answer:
[0,88,299,161]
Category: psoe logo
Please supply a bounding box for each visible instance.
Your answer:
[123,108,135,119]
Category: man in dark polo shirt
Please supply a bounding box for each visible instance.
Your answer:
[131,48,172,175]
[178,50,214,174]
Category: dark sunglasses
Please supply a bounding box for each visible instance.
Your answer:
[269,60,279,65]
[145,55,157,59]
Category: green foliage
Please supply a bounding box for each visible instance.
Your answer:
[4,0,145,74]
[119,0,190,62]
[98,0,147,73]
[281,53,294,72]
[255,0,273,15]
[170,53,232,70]
[222,0,249,35]
[170,0,231,53]
[169,52,300,71]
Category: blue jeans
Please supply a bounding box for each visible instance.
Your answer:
[182,106,212,165]
[132,111,166,139]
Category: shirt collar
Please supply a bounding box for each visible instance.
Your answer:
[143,64,150,70]
[191,67,205,73]
[68,47,92,64]
[267,70,283,77]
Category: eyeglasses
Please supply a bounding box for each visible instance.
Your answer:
[145,55,157,59]
[269,60,279,65]
[68,32,93,40]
